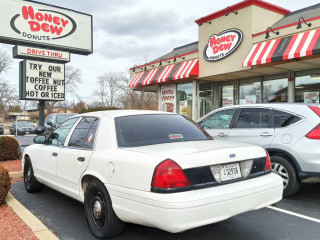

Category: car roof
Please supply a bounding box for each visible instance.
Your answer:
[217,103,320,110]
[78,110,174,119]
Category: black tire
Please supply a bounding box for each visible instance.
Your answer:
[24,159,44,193]
[84,179,125,239]
[271,155,301,198]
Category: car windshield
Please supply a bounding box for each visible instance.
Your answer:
[56,115,74,124]
[115,114,212,147]
[17,121,33,127]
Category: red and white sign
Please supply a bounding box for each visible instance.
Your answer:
[204,29,242,62]
[160,84,176,113]
[0,0,92,55]
[13,45,70,62]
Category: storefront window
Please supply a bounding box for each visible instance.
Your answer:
[220,85,236,107]
[239,81,261,104]
[263,77,288,103]
[199,83,213,118]
[177,83,193,119]
[295,69,320,103]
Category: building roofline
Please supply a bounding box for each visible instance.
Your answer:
[195,0,290,25]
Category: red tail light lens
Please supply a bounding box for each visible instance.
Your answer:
[265,150,271,171]
[306,123,320,139]
[308,105,320,117]
[152,159,191,188]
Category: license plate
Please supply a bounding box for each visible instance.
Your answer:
[221,163,241,182]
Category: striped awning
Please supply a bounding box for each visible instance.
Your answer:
[243,29,320,67]
[129,59,199,88]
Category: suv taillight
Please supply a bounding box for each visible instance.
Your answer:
[151,159,191,188]
[306,123,320,139]
[265,150,271,171]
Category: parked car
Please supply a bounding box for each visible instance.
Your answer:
[0,125,3,135]
[10,121,35,135]
[44,113,77,134]
[22,110,282,239]
[198,103,320,197]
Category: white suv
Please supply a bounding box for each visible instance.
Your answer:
[198,103,320,197]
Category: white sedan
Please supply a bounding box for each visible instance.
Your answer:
[22,110,283,239]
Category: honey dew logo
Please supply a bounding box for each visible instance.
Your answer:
[204,29,242,62]
[10,5,77,41]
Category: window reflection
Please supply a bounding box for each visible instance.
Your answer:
[263,78,288,103]
[239,81,261,104]
[177,83,193,119]
[295,72,320,103]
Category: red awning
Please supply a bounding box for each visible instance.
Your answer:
[129,59,199,88]
[243,29,320,67]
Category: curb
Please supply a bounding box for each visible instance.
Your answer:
[5,193,58,240]
[9,171,23,178]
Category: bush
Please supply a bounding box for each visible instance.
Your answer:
[0,166,11,203]
[0,136,20,161]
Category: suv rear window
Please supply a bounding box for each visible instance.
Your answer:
[115,114,211,147]
[273,110,301,128]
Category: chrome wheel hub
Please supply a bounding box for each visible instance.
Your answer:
[271,163,289,188]
[93,200,102,218]
[27,168,31,182]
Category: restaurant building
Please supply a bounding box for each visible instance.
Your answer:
[129,0,320,121]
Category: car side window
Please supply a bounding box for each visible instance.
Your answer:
[68,117,99,149]
[235,108,272,128]
[48,117,79,146]
[200,109,236,129]
[273,110,301,128]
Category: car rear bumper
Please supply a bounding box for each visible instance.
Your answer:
[107,173,283,233]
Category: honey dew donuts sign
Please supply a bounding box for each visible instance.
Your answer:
[0,0,92,55]
[160,84,176,113]
[204,28,242,62]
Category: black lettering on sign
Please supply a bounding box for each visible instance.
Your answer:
[39,71,52,78]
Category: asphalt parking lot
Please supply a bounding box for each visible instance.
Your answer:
[11,182,320,240]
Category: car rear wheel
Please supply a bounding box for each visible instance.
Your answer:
[84,179,125,239]
[24,160,44,193]
[271,155,300,197]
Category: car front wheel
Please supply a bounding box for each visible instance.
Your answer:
[84,179,125,239]
[24,159,44,193]
[271,155,300,197]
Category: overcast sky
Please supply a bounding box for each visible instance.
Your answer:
[0,0,319,104]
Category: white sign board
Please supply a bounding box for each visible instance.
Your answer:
[0,0,92,55]
[13,45,70,62]
[160,84,176,113]
[304,92,319,103]
[20,60,65,101]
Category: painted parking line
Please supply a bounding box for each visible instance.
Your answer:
[267,206,320,224]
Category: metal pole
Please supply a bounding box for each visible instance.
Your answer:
[39,100,45,127]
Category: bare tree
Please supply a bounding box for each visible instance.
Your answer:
[0,79,18,121]
[65,65,82,98]
[94,72,127,107]
[0,49,12,74]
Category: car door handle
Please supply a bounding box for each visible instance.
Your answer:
[52,152,58,157]
[77,157,85,162]
[217,133,227,137]
[259,132,273,137]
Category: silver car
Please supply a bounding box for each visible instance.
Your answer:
[198,103,320,197]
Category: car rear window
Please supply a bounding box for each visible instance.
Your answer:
[56,115,74,124]
[115,114,211,147]
[273,110,301,128]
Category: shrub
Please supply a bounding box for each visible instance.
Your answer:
[0,166,11,203]
[0,136,20,161]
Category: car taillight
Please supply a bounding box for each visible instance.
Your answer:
[265,150,271,171]
[306,123,320,139]
[308,105,320,117]
[151,159,191,188]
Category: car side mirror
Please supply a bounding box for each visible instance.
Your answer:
[34,135,46,144]
[35,126,45,135]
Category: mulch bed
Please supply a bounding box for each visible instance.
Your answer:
[0,159,37,240]
[0,159,22,172]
